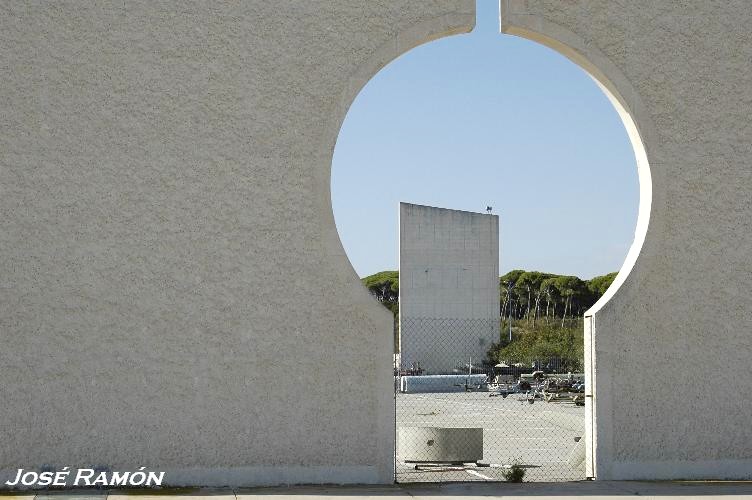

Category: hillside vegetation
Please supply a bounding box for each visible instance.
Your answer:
[362,269,617,369]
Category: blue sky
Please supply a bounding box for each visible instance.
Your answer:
[332,0,639,280]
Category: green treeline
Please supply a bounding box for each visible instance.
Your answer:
[493,270,617,371]
[497,270,617,325]
[361,270,400,316]
[361,269,616,323]
[362,269,617,369]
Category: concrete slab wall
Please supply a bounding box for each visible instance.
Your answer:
[500,0,752,480]
[0,1,475,487]
[399,203,499,374]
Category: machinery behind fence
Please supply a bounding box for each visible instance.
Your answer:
[395,317,586,483]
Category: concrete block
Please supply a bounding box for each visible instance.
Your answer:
[398,427,483,463]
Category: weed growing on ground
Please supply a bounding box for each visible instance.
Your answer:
[502,460,526,483]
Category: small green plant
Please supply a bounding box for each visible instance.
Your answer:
[502,461,526,483]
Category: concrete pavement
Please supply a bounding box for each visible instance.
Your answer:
[2,482,752,499]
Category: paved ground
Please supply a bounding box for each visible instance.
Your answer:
[5,393,744,498]
[396,391,584,482]
[2,482,752,498]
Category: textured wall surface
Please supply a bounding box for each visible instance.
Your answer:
[0,1,474,486]
[501,0,752,480]
[1,0,750,486]
[399,203,499,374]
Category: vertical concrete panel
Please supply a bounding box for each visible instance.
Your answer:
[399,203,499,374]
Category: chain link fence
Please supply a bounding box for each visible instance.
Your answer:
[395,317,586,483]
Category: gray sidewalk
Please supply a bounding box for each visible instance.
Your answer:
[3,482,752,499]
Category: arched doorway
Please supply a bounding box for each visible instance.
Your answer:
[331,0,651,483]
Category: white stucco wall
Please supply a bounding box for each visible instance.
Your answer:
[0,1,475,487]
[500,0,752,481]
[1,0,750,486]
[399,203,499,374]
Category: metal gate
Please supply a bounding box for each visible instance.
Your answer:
[395,317,586,483]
